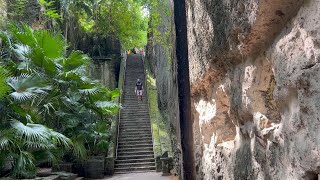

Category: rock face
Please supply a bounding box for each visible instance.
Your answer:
[145,0,181,175]
[0,0,7,28]
[186,0,320,179]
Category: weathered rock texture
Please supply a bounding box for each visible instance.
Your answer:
[186,0,320,179]
[145,0,181,175]
[0,0,7,28]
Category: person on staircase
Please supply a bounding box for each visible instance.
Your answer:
[135,79,143,101]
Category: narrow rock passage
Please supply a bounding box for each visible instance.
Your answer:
[115,54,156,174]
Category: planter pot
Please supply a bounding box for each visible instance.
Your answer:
[104,157,114,175]
[84,156,105,179]
[53,162,73,172]
[72,162,85,177]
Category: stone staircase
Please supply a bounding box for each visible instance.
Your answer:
[115,54,156,174]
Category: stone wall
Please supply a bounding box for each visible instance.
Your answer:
[0,0,6,28]
[145,0,181,175]
[90,57,121,90]
[186,0,320,179]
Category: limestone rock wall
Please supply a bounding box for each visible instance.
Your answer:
[186,0,320,179]
[0,0,7,28]
[145,0,181,175]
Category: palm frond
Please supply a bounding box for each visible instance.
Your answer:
[79,87,100,95]
[62,51,89,71]
[7,73,51,102]
[50,130,72,149]
[11,151,37,178]
[33,149,58,165]
[0,131,14,151]
[9,23,37,48]
[72,137,87,159]
[24,141,52,150]
[11,120,50,144]
[34,30,65,59]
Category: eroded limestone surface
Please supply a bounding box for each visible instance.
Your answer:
[186,0,320,179]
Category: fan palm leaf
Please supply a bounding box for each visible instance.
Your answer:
[11,120,50,144]
[11,151,37,178]
[7,73,52,102]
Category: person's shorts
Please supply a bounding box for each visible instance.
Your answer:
[137,90,143,96]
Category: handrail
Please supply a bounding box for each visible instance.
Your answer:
[115,52,126,159]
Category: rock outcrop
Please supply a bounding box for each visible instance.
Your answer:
[186,0,320,179]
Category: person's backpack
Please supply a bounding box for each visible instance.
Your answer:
[136,82,142,90]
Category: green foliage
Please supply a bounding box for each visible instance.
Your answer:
[0,65,10,98]
[56,0,148,48]
[0,23,119,177]
[0,120,72,178]
[7,0,28,20]
[39,0,62,20]
[96,0,148,48]
[146,0,173,65]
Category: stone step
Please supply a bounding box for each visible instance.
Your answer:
[120,121,150,124]
[119,119,149,123]
[120,109,148,111]
[117,146,153,152]
[121,106,149,108]
[120,116,149,119]
[118,141,153,149]
[121,104,148,106]
[120,124,151,128]
[114,166,156,173]
[115,161,155,168]
[120,121,150,125]
[120,111,149,113]
[118,137,152,144]
[121,108,149,111]
[116,154,155,161]
[120,125,151,129]
[123,95,149,99]
[120,118,150,121]
[120,114,149,116]
[115,158,155,164]
[119,136,152,142]
[119,127,151,132]
[118,150,154,156]
[125,71,144,73]
[120,116,150,119]
[114,170,156,174]
[120,110,149,112]
[120,109,149,112]
[119,128,152,132]
[119,120,150,124]
[118,139,152,146]
[120,119,150,123]
[119,133,152,138]
[120,117,149,120]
